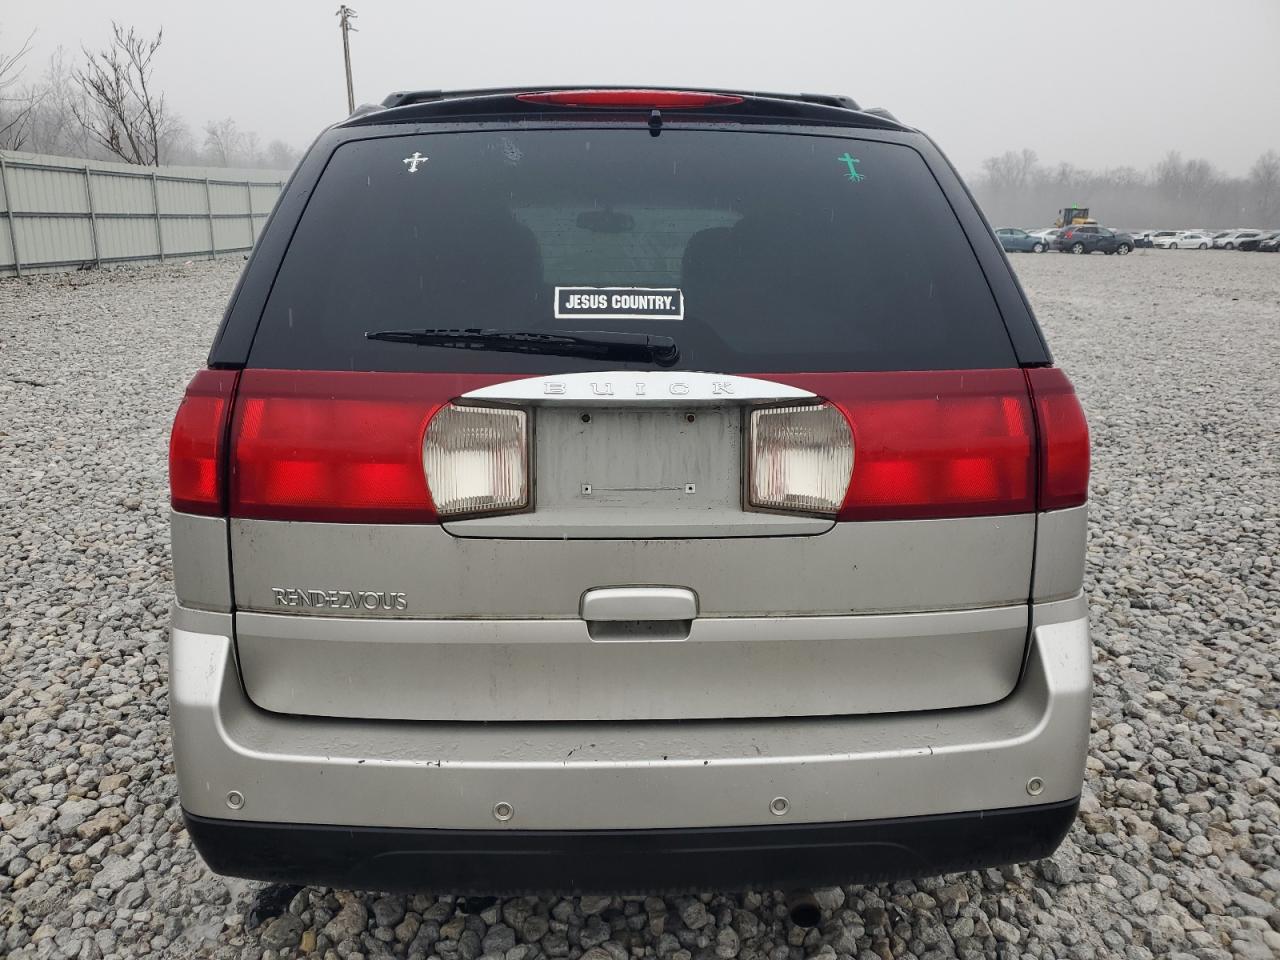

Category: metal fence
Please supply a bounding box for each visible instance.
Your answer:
[0,150,289,277]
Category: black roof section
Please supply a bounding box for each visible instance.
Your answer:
[341,86,908,131]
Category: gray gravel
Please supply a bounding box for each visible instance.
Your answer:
[1,251,1278,959]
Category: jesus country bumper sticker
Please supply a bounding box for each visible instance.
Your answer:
[555,286,684,321]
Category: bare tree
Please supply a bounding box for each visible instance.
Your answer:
[1250,150,1280,225]
[0,29,39,149]
[202,116,244,166]
[264,138,300,171]
[972,146,1280,230]
[981,149,1039,192]
[72,22,169,165]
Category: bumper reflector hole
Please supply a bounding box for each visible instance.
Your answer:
[493,801,514,821]
[770,796,790,816]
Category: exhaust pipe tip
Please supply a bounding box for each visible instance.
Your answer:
[786,890,822,928]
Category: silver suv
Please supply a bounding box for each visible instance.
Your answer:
[168,87,1091,893]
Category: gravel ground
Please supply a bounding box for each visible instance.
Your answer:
[1,251,1278,959]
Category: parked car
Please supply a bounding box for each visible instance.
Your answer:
[1259,233,1280,252]
[1212,230,1262,249]
[168,86,1091,895]
[1156,231,1213,249]
[1143,230,1178,248]
[1052,224,1134,254]
[996,227,1048,253]
[1027,227,1061,244]
[1237,230,1279,251]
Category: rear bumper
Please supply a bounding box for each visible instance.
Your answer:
[170,593,1090,889]
[184,798,1079,894]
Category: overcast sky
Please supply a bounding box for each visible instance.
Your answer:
[6,0,1279,175]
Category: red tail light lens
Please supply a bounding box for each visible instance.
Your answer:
[1026,367,1090,510]
[773,371,1036,520]
[230,371,444,523]
[228,371,520,523]
[516,90,743,108]
[169,369,238,516]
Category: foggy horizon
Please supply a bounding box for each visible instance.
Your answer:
[4,0,1279,177]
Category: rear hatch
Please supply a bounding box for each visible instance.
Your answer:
[209,114,1053,722]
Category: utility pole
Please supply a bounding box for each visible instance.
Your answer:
[336,6,358,114]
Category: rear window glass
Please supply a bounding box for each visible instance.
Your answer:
[250,129,1015,372]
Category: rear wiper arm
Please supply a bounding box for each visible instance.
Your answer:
[365,327,680,367]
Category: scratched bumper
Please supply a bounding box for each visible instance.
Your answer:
[170,593,1089,836]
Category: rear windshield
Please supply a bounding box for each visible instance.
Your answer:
[249,128,1015,372]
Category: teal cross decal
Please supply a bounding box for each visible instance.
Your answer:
[837,152,865,182]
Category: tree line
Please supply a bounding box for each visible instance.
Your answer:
[972,148,1280,231]
[0,23,300,170]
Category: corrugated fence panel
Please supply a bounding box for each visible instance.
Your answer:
[162,219,214,259]
[0,150,288,276]
[92,174,158,215]
[15,216,95,265]
[209,182,246,215]
[157,178,207,215]
[11,165,91,214]
[97,218,160,261]
[249,183,279,213]
[213,218,251,251]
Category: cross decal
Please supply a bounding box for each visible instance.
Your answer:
[402,152,429,173]
[837,152,864,182]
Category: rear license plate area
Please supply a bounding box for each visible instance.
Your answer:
[535,406,742,513]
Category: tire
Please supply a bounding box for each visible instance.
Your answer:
[1116,244,1132,255]
[1071,242,1086,255]
[1170,242,1178,250]
[1225,242,1234,250]
[1032,242,1045,253]
[1199,243,1207,249]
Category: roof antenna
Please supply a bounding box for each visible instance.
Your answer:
[648,108,663,137]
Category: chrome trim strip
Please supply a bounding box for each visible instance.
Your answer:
[460,371,816,406]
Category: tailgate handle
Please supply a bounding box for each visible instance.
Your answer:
[580,586,698,622]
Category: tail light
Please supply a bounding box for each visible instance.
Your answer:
[773,370,1037,520]
[227,371,525,523]
[424,404,528,517]
[169,369,238,516]
[749,403,853,515]
[516,90,743,108]
[230,371,443,523]
[1026,368,1090,510]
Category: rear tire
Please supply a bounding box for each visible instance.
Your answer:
[1225,242,1234,250]
[1170,242,1178,249]
[1071,242,1086,255]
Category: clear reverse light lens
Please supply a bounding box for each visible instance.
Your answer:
[750,403,853,515]
[424,404,528,517]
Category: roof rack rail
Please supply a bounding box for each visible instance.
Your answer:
[796,93,861,111]
[347,87,906,133]
[862,107,900,122]
[381,90,444,108]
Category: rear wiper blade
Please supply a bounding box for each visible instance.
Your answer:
[365,327,680,367]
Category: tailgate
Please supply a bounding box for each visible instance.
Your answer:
[227,369,1037,722]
